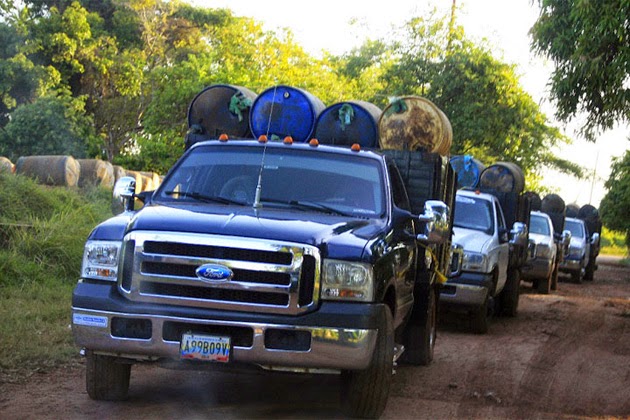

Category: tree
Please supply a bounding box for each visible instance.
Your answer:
[376,13,581,186]
[0,93,96,160]
[530,0,630,140]
[599,150,630,249]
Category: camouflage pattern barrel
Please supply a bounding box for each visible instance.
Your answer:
[378,96,452,156]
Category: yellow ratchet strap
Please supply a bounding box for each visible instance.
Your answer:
[420,244,448,284]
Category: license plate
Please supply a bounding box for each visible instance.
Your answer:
[180,333,231,363]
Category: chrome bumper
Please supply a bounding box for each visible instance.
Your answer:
[439,283,488,307]
[560,258,582,272]
[522,257,553,280]
[72,307,376,371]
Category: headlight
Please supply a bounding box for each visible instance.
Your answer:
[81,240,122,281]
[568,245,584,259]
[536,243,552,259]
[322,260,374,302]
[462,251,488,272]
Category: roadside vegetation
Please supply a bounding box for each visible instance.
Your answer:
[0,173,112,382]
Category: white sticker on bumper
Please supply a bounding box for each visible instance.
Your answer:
[73,314,108,328]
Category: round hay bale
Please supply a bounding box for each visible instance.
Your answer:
[0,156,14,173]
[378,96,452,156]
[140,171,161,191]
[77,159,115,188]
[113,165,127,183]
[124,170,144,191]
[15,155,80,187]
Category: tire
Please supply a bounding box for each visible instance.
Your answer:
[86,350,131,401]
[572,268,582,284]
[399,287,437,366]
[500,268,520,317]
[537,269,551,294]
[470,293,490,334]
[341,308,394,419]
[584,260,595,281]
[550,259,559,291]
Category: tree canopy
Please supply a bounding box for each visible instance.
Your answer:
[0,0,582,190]
[599,150,630,248]
[530,0,630,140]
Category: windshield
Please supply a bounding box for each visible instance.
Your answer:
[565,219,585,238]
[155,144,386,218]
[453,195,494,234]
[529,214,551,235]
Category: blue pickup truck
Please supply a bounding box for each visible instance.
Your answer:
[71,138,455,418]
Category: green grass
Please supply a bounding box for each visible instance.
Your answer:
[599,226,628,257]
[0,173,112,382]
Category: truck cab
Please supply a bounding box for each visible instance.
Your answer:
[72,139,453,418]
[560,217,591,283]
[440,189,510,333]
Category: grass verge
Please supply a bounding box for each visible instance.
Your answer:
[0,173,112,383]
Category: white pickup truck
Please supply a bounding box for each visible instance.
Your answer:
[441,189,527,333]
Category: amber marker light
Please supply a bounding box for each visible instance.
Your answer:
[218,133,229,142]
[351,143,361,152]
[309,138,319,147]
[258,135,268,143]
[283,136,294,144]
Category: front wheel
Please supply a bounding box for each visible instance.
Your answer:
[399,286,437,366]
[537,268,552,294]
[584,259,595,281]
[500,268,520,317]
[470,293,490,334]
[551,259,559,291]
[341,308,394,419]
[86,350,131,401]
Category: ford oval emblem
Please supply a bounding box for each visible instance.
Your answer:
[195,264,233,282]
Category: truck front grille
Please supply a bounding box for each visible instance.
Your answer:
[119,231,320,315]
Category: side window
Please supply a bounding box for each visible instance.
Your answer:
[494,201,506,230]
[388,162,410,211]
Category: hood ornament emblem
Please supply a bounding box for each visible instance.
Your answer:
[195,264,233,282]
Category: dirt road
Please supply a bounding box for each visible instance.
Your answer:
[1,258,628,419]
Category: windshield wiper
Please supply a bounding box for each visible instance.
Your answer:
[164,191,246,206]
[261,198,352,217]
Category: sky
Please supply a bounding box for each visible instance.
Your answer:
[195,0,628,208]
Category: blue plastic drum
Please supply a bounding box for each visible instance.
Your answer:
[249,85,325,142]
[450,155,486,189]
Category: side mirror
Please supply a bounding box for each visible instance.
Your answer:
[499,227,509,243]
[112,176,136,214]
[417,200,450,244]
[591,232,600,246]
[509,222,528,247]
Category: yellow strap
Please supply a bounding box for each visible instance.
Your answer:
[421,244,448,284]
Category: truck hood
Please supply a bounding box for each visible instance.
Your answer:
[452,226,492,252]
[92,203,388,259]
[529,232,553,246]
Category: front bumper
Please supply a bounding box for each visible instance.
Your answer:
[72,280,381,371]
[439,271,493,307]
[560,258,582,273]
[522,256,553,280]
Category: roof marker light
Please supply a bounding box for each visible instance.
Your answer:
[283,136,294,144]
[218,133,229,142]
[309,138,319,147]
[351,143,361,152]
[258,135,268,143]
